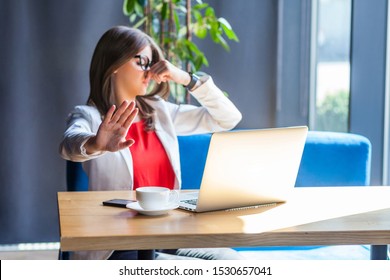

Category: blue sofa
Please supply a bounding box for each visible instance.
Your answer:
[66,130,373,259]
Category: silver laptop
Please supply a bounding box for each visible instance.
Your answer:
[179,126,308,212]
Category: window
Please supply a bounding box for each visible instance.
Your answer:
[311,0,352,132]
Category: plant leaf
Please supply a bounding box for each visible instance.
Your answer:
[217,17,232,30]
[173,10,180,35]
[216,33,230,51]
[205,6,215,18]
[178,25,187,37]
[129,13,137,23]
[218,17,239,42]
[209,23,221,43]
[194,55,203,71]
[177,5,187,14]
[134,2,144,17]
[123,0,136,16]
[193,10,202,22]
[193,3,209,11]
[186,40,203,56]
[161,2,168,20]
[193,23,207,39]
[137,0,146,7]
[133,17,147,29]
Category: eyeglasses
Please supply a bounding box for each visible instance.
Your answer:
[134,54,152,71]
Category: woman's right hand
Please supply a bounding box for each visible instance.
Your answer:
[85,100,138,154]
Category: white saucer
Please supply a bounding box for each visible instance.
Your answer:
[126,201,179,216]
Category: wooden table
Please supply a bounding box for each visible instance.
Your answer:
[58,187,390,259]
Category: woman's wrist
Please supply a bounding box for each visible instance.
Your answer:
[183,72,200,91]
[181,71,191,86]
[84,136,101,154]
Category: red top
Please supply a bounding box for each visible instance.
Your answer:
[126,121,175,190]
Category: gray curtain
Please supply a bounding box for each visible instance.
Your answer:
[0,0,127,244]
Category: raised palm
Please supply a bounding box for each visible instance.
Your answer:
[93,100,138,152]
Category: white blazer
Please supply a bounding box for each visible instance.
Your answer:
[59,76,241,260]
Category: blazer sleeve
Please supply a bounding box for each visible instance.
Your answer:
[59,106,106,162]
[167,76,242,135]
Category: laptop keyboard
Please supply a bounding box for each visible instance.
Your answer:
[182,199,198,206]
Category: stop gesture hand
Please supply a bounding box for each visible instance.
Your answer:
[85,100,138,154]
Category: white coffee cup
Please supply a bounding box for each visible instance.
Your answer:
[136,187,179,210]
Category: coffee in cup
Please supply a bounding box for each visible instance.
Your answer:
[136,187,179,210]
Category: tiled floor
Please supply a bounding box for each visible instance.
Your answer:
[0,250,58,260]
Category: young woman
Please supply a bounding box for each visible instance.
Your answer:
[59,26,242,260]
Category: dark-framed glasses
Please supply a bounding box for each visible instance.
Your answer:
[134,54,152,71]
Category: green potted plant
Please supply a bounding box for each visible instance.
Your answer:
[123,0,239,103]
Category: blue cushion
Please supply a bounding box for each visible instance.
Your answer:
[178,134,211,189]
[66,160,88,191]
[295,131,371,187]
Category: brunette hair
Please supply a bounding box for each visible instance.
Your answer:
[87,26,170,130]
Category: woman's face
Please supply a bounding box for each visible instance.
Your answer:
[113,45,152,100]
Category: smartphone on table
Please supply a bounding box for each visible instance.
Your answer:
[102,199,135,208]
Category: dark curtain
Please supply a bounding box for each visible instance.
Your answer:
[0,0,127,244]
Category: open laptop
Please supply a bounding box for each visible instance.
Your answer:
[179,126,308,212]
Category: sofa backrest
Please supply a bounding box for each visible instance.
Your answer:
[66,131,372,191]
[296,131,371,187]
[66,160,88,192]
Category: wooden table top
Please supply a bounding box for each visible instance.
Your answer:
[58,186,390,251]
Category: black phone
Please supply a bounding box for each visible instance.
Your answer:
[102,199,135,208]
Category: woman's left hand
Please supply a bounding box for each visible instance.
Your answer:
[148,60,191,86]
